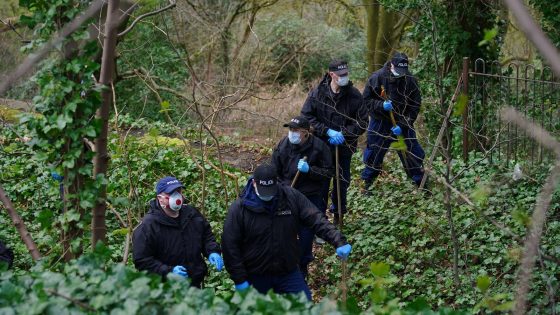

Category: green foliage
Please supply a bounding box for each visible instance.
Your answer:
[255,15,368,84]
[330,152,560,311]
[0,246,338,314]
[116,21,190,121]
[17,0,104,254]
[529,0,560,46]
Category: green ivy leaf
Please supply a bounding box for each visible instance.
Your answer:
[370,262,390,277]
[453,94,468,117]
[476,275,491,293]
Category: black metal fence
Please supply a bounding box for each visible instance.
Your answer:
[463,57,560,166]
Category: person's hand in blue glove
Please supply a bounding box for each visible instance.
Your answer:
[235,281,250,291]
[208,253,223,271]
[327,129,345,145]
[51,172,63,182]
[336,244,352,260]
[297,159,309,173]
[171,265,188,278]
[383,100,393,111]
[391,125,402,136]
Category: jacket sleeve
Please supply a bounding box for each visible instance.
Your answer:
[0,240,13,269]
[293,189,347,248]
[200,213,221,256]
[132,222,173,276]
[301,89,329,137]
[363,74,385,117]
[222,201,248,285]
[344,92,368,138]
[308,141,334,181]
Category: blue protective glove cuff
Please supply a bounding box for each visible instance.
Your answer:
[208,253,224,271]
[235,281,250,291]
[171,265,188,278]
[297,160,310,173]
[391,125,402,136]
[336,244,352,260]
[383,100,393,111]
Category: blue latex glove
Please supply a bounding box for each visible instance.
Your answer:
[235,281,250,291]
[336,244,352,260]
[172,265,188,278]
[327,129,345,145]
[327,129,338,138]
[297,159,309,173]
[391,125,402,136]
[51,172,63,182]
[383,100,393,111]
[208,253,223,271]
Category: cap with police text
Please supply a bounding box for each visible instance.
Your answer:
[283,115,310,130]
[391,52,409,77]
[328,59,349,76]
[156,176,185,194]
[253,163,278,197]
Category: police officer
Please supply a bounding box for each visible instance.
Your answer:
[301,59,368,223]
[222,163,351,300]
[360,52,426,193]
[271,115,334,277]
[0,240,14,269]
[133,176,223,287]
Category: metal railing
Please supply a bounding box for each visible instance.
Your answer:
[462,57,560,166]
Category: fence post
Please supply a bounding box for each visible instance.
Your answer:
[462,57,470,162]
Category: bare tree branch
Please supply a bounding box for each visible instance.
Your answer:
[0,0,104,96]
[513,164,560,315]
[0,185,41,261]
[503,0,560,77]
[117,0,176,37]
[500,107,560,158]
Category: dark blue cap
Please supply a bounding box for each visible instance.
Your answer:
[155,176,185,194]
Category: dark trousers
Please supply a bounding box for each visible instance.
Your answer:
[248,269,312,301]
[298,193,327,277]
[328,145,353,214]
[361,118,425,184]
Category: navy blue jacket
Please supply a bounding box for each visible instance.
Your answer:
[363,62,422,126]
[132,200,220,287]
[222,180,347,284]
[301,73,368,151]
[272,135,334,197]
[0,240,13,269]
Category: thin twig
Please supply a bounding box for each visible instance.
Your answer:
[117,0,177,37]
[45,289,95,311]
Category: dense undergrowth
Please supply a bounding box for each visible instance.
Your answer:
[1,121,559,314]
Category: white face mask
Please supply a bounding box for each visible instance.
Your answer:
[168,191,183,211]
[288,131,302,144]
[337,75,349,86]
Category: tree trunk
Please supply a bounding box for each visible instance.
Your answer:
[92,0,120,248]
[0,185,41,261]
[364,0,379,73]
[373,7,395,68]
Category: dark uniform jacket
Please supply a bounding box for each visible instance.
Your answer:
[132,200,221,287]
[363,62,422,127]
[0,240,13,269]
[271,135,334,197]
[301,73,368,151]
[222,180,347,285]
